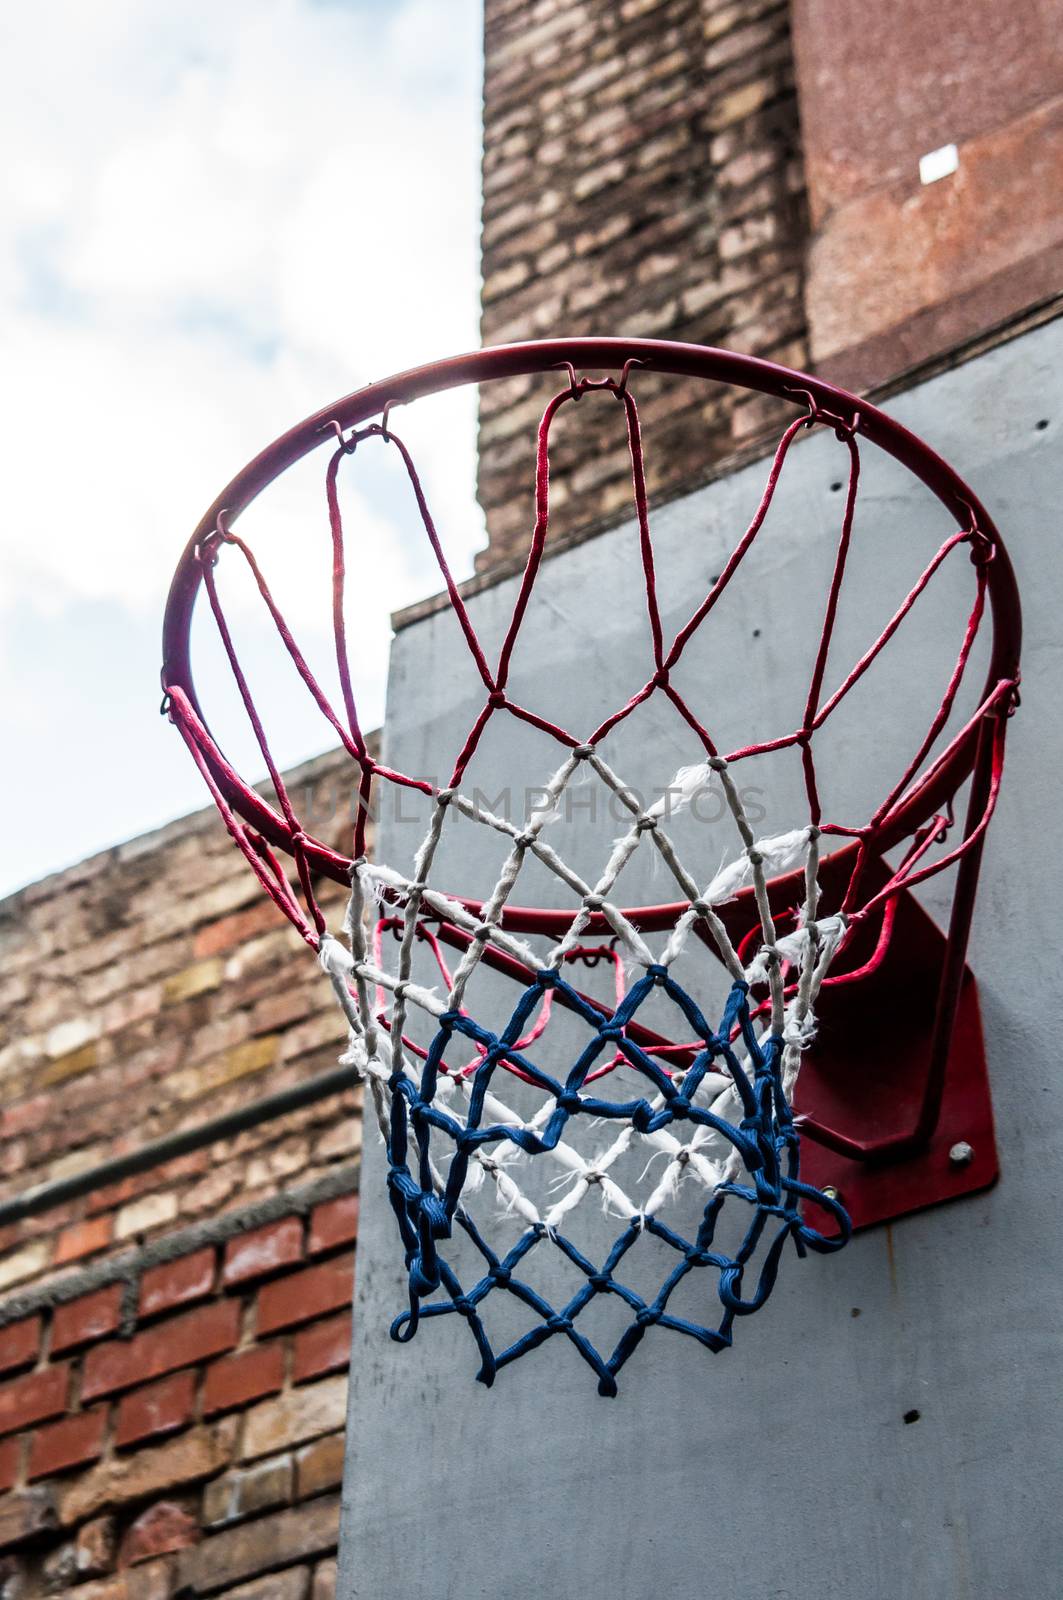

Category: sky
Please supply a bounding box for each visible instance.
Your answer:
[0,0,485,899]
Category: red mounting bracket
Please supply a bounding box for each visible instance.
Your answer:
[797,862,998,1234]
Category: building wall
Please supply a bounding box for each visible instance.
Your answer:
[0,750,362,1596]
[794,0,1063,389]
[478,0,810,565]
[476,0,1063,573]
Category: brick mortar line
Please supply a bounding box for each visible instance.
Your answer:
[0,1161,360,1333]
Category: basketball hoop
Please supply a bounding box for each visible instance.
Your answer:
[162,339,1021,1392]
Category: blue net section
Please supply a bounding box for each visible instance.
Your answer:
[384,966,851,1396]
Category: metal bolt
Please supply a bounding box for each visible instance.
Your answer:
[822,1185,840,1201]
[949,1141,975,1168]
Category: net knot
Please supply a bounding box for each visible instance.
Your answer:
[636,815,658,833]
[408,1259,439,1298]
[583,893,605,912]
[572,743,596,759]
[389,1168,420,1204]
[651,666,670,689]
[420,1194,449,1236]
[635,1306,660,1328]
[487,689,507,709]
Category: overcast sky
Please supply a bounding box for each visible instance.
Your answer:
[0,0,484,899]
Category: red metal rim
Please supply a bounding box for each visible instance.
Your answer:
[161,336,1022,924]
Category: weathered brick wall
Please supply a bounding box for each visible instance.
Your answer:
[477,0,809,566]
[0,1192,355,1595]
[0,750,359,1292]
[793,0,1063,389]
[0,749,363,1595]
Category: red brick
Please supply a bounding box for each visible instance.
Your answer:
[308,1194,359,1255]
[115,1371,196,1449]
[223,1218,303,1287]
[257,1256,353,1336]
[139,1249,216,1319]
[119,1499,200,1567]
[27,1408,108,1480]
[0,1317,41,1376]
[194,902,282,960]
[0,1096,50,1139]
[0,1365,69,1437]
[172,1494,338,1592]
[0,1436,20,1492]
[54,1216,113,1266]
[293,1315,351,1385]
[82,1301,240,1401]
[202,1344,284,1417]
[52,1285,124,1354]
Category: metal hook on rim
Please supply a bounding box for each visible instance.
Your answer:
[553,361,582,401]
[317,419,358,455]
[783,385,860,439]
[960,501,996,566]
[1006,676,1022,717]
[195,508,236,566]
[783,386,819,429]
[214,509,237,543]
[613,357,646,398]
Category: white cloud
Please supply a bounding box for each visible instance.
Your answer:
[0,0,484,892]
[0,0,484,613]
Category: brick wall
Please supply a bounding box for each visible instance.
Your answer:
[0,1191,355,1595]
[0,750,359,1292]
[477,0,809,567]
[0,749,363,1595]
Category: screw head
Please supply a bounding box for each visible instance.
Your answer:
[822,1184,840,1201]
[948,1141,975,1168]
